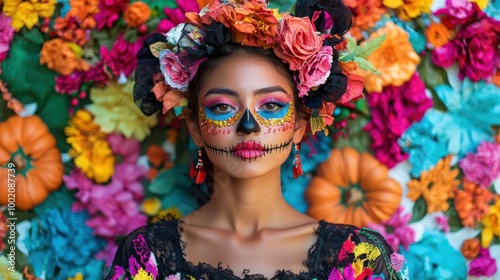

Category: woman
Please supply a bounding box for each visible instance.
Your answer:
[108,0,407,279]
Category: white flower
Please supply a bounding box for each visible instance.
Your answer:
[166,23,205,51]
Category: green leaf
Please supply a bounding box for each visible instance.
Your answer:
[354,57,380,75]
[417,52,450,88]
[332,113,371,153]
[353,34,386,58]
[0,97,15,122]
[36,93,70,152]
[410,197,427,223]
[444,200,465,232]
[346,37,356,53]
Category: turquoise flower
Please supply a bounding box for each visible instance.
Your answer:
[400,230,466,280]
[391,16,427,54]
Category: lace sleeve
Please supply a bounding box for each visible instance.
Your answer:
[355,228,409,280]
[105,226,160,280]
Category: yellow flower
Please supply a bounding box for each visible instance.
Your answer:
[352,242,381,276]
[481,199,500,248]
[3,0,57,31]
[361,21,421,93]
[471,0,489,9]
[133,268,154,280]
[68,273,84,280]
[407,156,460,213]
[65,110,115,183]
[383,0,433,19]
[0,256,23,280]
[142,197,162,216]
[88,81,157,141]
[152,207,183,222]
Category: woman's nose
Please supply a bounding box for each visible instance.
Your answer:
[236,109,261,134]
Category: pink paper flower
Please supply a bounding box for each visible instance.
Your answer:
[434,0,480,25]
[368,207,416,252]
[107,132,141,164]
[157,0,200,33]
[55,70,87,95]
[100,35,144,79]
[468,247,498,277]
[297,46,333,97]
[159,49,203,92]
[459,141,500,188]
[94,0,129,30]
[0,14,15,61]
[64,163,148,238]
[86,61,110,86]
[435,214,450,233]
[365,73,433,168]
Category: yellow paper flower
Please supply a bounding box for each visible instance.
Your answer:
[88,81,157,141]
[481,199,500,248]
[0,256,23,280]
[142,197,162,216]
[152,207,183,222]
[68,273,84,280]
[361,21,421,93]
[65,110,115,183]
[134,268,154,280]
[383,0,433,19]
[407,156,460,213]
[471,0,489,9]
[3,0,57,31]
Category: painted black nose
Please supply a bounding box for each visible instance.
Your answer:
[236,109,261,134]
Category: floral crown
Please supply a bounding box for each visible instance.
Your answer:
[134,0,356,134]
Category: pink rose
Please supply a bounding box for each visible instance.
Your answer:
[159,50,203,92]
[273,15,323,71]
[297,46,333,97]
[434,0,478,25]
[431,42,457,68]
[468,248,498,277]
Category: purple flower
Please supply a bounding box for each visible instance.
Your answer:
[459,141,500,188]
[85,61,110,86]
[468,247,498,277]
[365,73,433,168]
[107,133,141,164]
[0,14,15,61]
[159,49,203,92]
[368,207,416,252]
[100,35,144,79]
[297,46,333,97]
[55,70,87,94]
[157,0,200,33]
[94,0,129,30]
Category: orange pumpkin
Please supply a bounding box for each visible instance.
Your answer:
[306,146,402,227]
[0,115,64,210]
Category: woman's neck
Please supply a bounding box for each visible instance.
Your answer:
[196,167,294,238]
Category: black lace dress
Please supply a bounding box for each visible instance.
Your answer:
[106,219,408,280]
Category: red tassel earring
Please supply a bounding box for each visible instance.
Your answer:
[189,148,206,184]
[292,143,303,179]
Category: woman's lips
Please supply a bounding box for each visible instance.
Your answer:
[233,141,265,159]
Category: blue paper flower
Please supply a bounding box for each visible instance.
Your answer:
[400,229,467,280]
[24,202,106,280]
[391,16,427,54]
[281,132,332,213]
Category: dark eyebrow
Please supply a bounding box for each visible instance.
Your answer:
[204,88,238,97]
[254,86,290,96]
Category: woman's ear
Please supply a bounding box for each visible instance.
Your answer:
[185,114,205,147]
[292,118,307,144]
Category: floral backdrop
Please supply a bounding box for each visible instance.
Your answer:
[0,0,500,278]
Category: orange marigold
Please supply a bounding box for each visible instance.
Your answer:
[407,156,460,213]
[455,180,496,228]
[361,21,421,93]
[40,38,90,75]
[53,17,88,46]
[425,22,454,48]
[66,0,99,25]
[344,0,386,40]
[124,1,151,28]
[461,238,480,259]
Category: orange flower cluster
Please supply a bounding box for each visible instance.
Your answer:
[124,1,151,28]
[344,0,386,40]
[407,156,460,213]
[361,21,421,93]
[190,0,278,48]
[40,38,90,75]
[53,17,88,46]
[454,180,496,228]
[461,238,480,259]
[146,144,173,180]
[65,0,99,27]
[425,22,454,49]
[53,0,99,46]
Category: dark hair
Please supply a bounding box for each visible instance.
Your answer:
[185,43,309,121]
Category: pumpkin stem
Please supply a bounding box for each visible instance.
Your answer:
[12,153,26,171]
[345,187,363,206]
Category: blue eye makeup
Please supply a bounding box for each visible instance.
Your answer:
[200,99,242,128]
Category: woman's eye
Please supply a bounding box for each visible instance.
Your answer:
[210,104,234,114]
[260,102,284,112]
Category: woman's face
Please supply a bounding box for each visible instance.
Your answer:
[189,53,305,179]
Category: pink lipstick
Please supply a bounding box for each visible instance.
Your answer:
[233,141,265,159]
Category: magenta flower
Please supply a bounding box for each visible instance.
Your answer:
[459,141,500,188]
[157,0,200,33]
[100,35,144,79]
[297,46,333,97]
[435,214,450,233]
[0,14,15,61]
[107,133,141,164]
[434,0,482,25]
[94,0,129,30]
[468,247,498,277]
[365,73,433,168]
[86,61,110,86]
[64,163,148,238]
[55,70,87,94]
[368,207,416,252]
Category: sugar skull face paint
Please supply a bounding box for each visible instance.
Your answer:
[205,139,293,161]
[200,97,243,131]
[253,97,295,130]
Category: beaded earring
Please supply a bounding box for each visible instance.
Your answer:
[292,143,303,179]
[189,148,206,184]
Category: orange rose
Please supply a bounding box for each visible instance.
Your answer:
[425,22,454,48]
[124,1,151,28]
[40,38,90,75]
[461,238,480,259]
[273,15,323,71]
